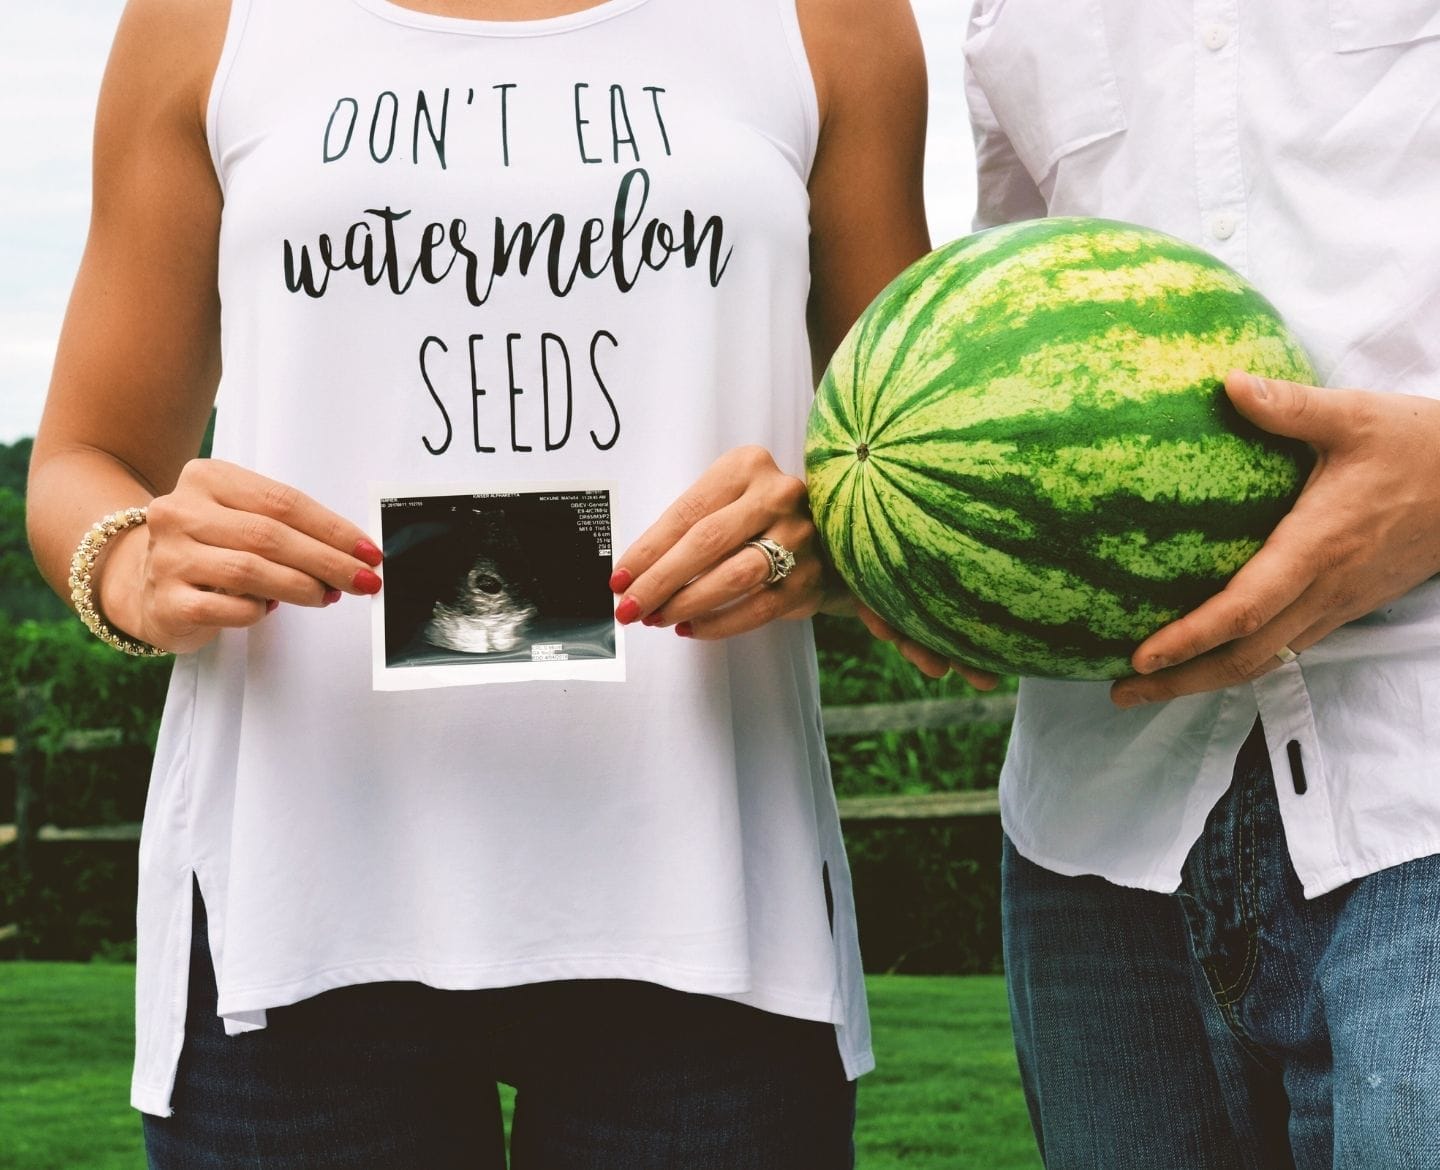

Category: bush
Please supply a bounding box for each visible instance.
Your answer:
[815,614,1015,798]
[2,613,1016,968]
[815,614,1014,974]
[1,621,170,958]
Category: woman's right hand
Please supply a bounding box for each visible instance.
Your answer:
[102,459,384,655]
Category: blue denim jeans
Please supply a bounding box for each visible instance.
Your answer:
[143,887,855,1169]
[1003,721,1440,1169]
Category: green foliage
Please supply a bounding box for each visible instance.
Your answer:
[0,442,1016,967]
[2,621,171,959]
[0,484,69,622]
[0,436,31,494]
[1,620,171,759]
[848,818,1003,975]
[815,613,1016,798]
[0,613,1015,967]
[815,613,1016,973]
[0,964,1040,1170]
[0,439,69,622]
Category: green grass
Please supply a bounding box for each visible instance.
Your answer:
[0,963,140,1170]
[859,976,1040,1169]
[0,964,1038,1170]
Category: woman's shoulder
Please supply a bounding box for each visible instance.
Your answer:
[102,0,233,134]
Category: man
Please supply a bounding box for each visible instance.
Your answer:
[880,4,1440,1166]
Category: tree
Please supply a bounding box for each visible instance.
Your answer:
[0,440,68,622]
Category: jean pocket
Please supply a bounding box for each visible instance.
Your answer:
[1327,0,1440,51]
[964,0,1127,184]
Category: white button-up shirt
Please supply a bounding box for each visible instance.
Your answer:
[962,0,1440,896]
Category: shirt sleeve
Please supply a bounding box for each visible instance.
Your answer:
[964,0,1047,230]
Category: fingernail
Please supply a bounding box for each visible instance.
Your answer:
[1137,654,1170,675]
[265,599,280,614]
[322,589,343,606]
[355,539,384,567]
[353,569,383,595]
[609,567,632,593]
[675,621,694,638]
[615,596,641,624]
[642,612,665,627]
[1237,371,1266,400]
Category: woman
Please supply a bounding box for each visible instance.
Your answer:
[27,0,929,1164]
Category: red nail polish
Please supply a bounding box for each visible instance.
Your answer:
[609,567,632,593]
[675,621,694,638]
[355,539,384,567]
[615,596,641,624]
[642,612,664,627]
[323,589,343,606]
[265,599,280,614]
[353,569,383,595]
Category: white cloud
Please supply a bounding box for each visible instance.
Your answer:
[0,0,976,444]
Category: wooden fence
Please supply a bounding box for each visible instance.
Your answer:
[1,692,1016,952]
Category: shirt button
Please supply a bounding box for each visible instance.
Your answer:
[1202,23,1230,51]
[1209,212,1238,241]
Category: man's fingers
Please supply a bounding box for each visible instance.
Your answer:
[1224,370,1352,449]
[1112,604,1328,708]
[1130,518,1319,674]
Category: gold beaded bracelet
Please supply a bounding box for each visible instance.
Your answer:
[68,507,169,657]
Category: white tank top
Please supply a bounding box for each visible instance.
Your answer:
[131,0,872,1116]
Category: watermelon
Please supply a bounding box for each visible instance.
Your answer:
[805,217,1316,681]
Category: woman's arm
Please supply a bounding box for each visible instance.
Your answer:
[606,0,932,638]
[802,0,931,374]
[28,0,382,654]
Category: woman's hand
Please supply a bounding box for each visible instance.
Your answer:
[855,604,1002,689]
[100,459,384,655]
[609,445,846,639]
[1111,371,1440,707]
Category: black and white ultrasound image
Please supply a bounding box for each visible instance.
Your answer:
[379,489,616,670]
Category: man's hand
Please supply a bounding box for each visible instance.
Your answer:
[1111,370,1440,707]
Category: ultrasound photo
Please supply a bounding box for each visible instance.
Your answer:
[369,484,624,689]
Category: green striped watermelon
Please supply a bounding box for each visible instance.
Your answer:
[805,217,1316,680]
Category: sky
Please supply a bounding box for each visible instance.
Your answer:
[0,0,978,445]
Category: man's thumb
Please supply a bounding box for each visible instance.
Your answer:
[1224,369,1338,445]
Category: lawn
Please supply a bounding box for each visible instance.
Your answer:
[0,964,1039,1169]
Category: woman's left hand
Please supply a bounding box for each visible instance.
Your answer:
[609,445,849,638]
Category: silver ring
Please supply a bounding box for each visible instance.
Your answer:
[744,537,796,585]
[1275,644,1299,665]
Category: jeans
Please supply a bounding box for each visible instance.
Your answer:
[143,886,855,1169]
[1003,721,1440,1169]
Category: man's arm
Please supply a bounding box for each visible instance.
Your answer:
[964,0,1046,232]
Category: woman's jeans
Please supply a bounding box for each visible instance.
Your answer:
[1004,722,1440,1169]
[143,886,855,1170]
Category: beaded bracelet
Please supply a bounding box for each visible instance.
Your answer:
[68,507,169,657]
